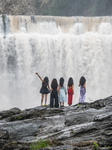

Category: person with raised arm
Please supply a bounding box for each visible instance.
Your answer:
[35,73,50,106]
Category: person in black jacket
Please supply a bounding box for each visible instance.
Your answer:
[50,78,59,108]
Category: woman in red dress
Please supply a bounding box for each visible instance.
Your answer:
[67,77,74,106]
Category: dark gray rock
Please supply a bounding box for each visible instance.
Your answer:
[0,96,112,149]
[0,108,21,120]
[0,130,10,149]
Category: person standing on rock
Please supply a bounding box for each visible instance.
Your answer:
[50,78,59,108]
[59,77,67,107]
[67,77,74,106]
[35,73,50,106]
[78,76,86,103]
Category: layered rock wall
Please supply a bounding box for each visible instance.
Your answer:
[0,96,112,149]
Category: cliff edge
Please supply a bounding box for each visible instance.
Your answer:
[0,96,112,149]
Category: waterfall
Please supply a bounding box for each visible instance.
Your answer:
[0,15,112,110]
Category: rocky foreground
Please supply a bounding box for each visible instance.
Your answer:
[0,97,112,150]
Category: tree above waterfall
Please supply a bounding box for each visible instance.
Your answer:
[0,0,112,16]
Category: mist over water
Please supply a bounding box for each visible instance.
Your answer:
[0,15,112,110]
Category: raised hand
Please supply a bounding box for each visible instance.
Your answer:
[35,72,43,82]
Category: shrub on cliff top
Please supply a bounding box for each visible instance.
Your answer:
[29,139,50,150]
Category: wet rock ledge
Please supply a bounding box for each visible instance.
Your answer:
[0,96,112,150]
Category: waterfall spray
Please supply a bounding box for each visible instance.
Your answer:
[0,15,112,110]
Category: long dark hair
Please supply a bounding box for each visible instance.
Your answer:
[80,76,86,86]
[60,77,64,87]
[68,77,73,87]
[51,78,58,90]
[43,77,49,87]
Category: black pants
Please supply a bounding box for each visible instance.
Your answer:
[50,90,59,108]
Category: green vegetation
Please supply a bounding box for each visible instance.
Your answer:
[29,139,51,150]
[15,116,22,120]
[105,145,111,149]
[34,0,112,16]
[93,142,99,150]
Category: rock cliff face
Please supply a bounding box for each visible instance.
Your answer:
[0,96,112,150]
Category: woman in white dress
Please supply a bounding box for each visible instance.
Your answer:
[59,77,67,107]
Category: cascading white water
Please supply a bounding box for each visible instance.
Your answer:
[0,15,112,110]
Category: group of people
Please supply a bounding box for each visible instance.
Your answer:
[35,73,86,108]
